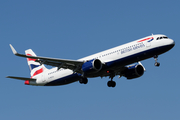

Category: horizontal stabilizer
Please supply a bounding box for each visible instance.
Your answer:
[6,76,36,81]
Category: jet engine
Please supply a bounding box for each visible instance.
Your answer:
[82,59,102,74]
[123,64,144,79]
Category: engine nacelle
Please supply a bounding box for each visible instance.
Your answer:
[82,59,102,74]
[123,64,144,79]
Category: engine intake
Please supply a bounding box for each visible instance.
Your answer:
[82,59,102,74]
[123,64,144,79]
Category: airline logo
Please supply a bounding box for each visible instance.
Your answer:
[138,37,154,43]
[26,54,39,70]
[26,53,44,77]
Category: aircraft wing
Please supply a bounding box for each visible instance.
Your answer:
[6,76,36,81]
[9,44,85,72]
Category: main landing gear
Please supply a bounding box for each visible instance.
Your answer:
[107,80,116,88]
[107,72,116,88]
[154,55,160,67]
[79,77,88,84]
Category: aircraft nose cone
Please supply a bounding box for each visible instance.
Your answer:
[168,39,175,49]
[172,40,175,45]
[170,39,175,47]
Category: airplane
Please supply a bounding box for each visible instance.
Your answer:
[7,34,175,87]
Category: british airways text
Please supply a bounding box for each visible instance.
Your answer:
[121,42,145,54]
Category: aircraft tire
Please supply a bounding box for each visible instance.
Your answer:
[107,81,112,87]
[155,62,160,67]
[107,81,116,87]
[79,78,88,84]
[83,78,88,84]
[111,81,116,87]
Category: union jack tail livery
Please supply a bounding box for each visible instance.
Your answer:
[25,49,47,78]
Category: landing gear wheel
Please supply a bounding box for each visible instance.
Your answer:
[154,62,160,67]
[83,78,88,84]
[107,81,116,87]
[111,81,116,87]
[79,79,83,84]
[79,78,88,84]
[107,81,112,87]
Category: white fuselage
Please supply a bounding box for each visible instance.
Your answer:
[31,34,175,86]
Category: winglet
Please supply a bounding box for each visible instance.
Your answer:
[9,44,18,55]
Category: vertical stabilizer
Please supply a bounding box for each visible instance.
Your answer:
[25,49,47,78]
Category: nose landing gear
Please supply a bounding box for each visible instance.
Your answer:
[154,55,160,67]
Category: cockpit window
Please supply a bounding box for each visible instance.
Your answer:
[163,36,168,39]
[156,36,168,40]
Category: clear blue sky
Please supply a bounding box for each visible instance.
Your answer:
[1,0,179,120]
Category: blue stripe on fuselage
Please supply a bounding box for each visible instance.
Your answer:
[45,73,82,86]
